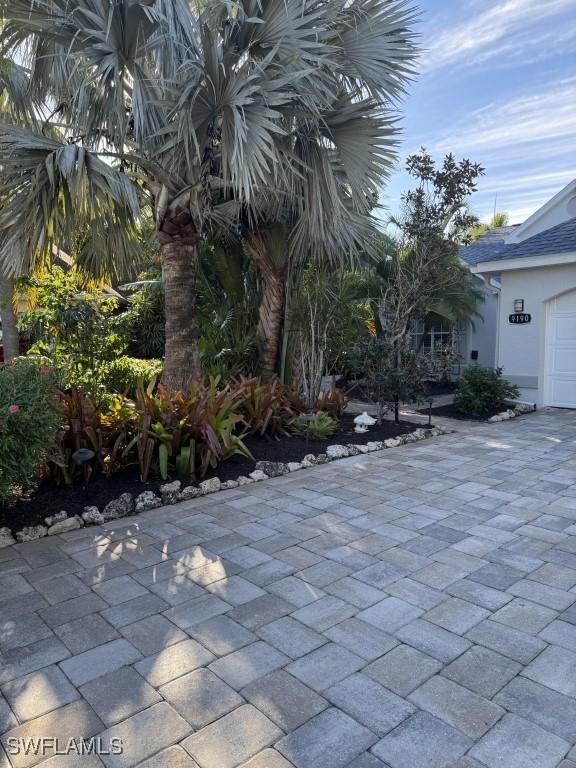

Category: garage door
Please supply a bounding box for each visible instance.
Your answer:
[545,289,576,408]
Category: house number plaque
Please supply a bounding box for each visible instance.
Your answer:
[509,313,531,325]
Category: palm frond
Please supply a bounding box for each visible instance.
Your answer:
[0,126,141,278]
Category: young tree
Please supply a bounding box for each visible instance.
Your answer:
[0,0,417,391]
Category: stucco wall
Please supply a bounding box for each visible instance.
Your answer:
[462,283,498,370]
[498,262,576,405]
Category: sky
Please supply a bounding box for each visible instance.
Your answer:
[382,0,576,225]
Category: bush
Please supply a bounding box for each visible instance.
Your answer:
[102,357,163,395]
[0,361,60,501]
[291,411,338,440]
[234,376,297,438]
[454,366,520,416]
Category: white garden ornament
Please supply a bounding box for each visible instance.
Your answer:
[354,412,377,433]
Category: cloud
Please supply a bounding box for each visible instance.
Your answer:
[424,0,575,71]
[431,78,576,161]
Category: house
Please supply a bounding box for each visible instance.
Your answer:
[460,179,576,408]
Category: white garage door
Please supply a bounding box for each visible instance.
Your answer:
[545,289,576,408]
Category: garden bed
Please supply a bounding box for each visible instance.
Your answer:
[1,415,421,532]
[417,402,501,421]
[417,402,534,422]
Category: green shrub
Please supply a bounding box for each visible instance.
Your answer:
[0,361,61,501]
[454,366,520,416]
[102,357,163,395]
[291,411,338,440]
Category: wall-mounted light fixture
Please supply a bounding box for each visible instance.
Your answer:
[513,299,524,312]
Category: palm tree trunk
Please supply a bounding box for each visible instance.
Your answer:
[160,241,202,391]
[258,272,285,379]
[0,275,19,362]
[247,231,288,380]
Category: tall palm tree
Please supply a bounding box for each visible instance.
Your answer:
[0,0,417,390]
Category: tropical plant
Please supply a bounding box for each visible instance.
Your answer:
[101,357,163,396]
[234,375,296,438]
[16,267,126,395]
[454,366,519,417]
[0,359,60,500]
[130,379,252,481]
[50,387,135,483]
[291,411,339,440]
[198,239,261,378]
[0,0,417,392]
[467,212,510,243]
[287,265,371,406]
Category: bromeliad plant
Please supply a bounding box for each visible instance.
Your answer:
[130,378,253,482]
[235,375,297,439]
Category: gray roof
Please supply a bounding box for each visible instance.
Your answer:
[460,217,576,267]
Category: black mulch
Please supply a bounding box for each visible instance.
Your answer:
[1,414,421,532]
[417,402,506,421]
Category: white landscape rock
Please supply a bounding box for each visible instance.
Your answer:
[45,511,68,527]
[355,445,371,454]
[255,461,288,478]
[180,485,202,500]
[103,492,134,521]
[384,438,402,448]
[200,478,222,495]
[160,480,181,504]
[16,526,47,543]
[249,470,268,482]
[345,445,362,456]
[220,480,239,490]
[135,491,162,512]
[326,445,349,459]
[48,516,83,536]
[301,455,316,467]
[0,527,16,548]
[237,475,255,485]
[287,462,303,472]
[82,506,104,525]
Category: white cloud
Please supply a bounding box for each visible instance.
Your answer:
[431,78,576,161]
[424,0,575,71]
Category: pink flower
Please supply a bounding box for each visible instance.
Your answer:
[39,366,50,375]
[8,404,20,414]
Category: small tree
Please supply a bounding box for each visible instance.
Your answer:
[346,336,429,422]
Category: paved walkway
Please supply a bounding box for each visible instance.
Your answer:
[1,409,576,768]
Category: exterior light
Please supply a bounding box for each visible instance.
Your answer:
[513,299,524,312]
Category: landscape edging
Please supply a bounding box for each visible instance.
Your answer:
[0,425,451,548]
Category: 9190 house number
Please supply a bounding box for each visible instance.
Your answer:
[509,313,531,324]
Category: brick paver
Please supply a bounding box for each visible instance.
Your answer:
[1,409,576,767]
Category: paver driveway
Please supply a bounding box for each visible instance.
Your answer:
[1,409,576,768]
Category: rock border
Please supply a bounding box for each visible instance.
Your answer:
[0,425,450,547]
[487,402,536,423]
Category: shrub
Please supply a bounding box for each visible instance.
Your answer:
[131,378,252,481]
[102,357,163,395]
[0,361,60,501]
[454,366,520,416]
[234,376,297,439]
[291,411,338,440]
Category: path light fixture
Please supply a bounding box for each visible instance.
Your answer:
[72,448,95,490]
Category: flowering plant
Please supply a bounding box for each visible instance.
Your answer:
[0,359,60,501]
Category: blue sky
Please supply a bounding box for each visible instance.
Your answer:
[382,0,576,225]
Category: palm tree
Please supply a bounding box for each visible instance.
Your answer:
[467,211,510,242]
[0,0,417,390]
